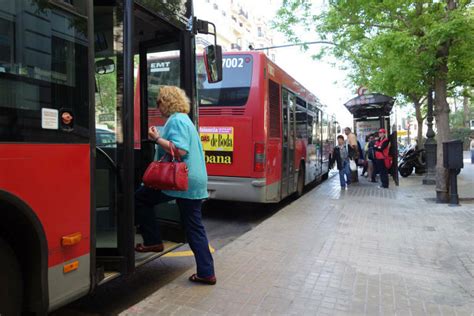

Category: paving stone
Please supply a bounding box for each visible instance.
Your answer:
[121,162,474,315]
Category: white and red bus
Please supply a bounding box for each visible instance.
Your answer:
[0,0,219,314]
[197,51,337,203]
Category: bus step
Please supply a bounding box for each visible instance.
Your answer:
[98,271,121,286]
[134,241,183,268]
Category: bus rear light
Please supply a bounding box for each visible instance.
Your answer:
[254,143,265,172]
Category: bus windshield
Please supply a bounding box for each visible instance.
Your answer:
[198,54,253,107]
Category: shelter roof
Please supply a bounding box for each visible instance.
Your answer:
[344,93,394,118]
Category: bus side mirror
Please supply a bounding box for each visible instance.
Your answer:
[203,45,222,83]
[95,58,115,75]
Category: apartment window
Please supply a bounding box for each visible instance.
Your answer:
[222,10,226,16]
[258,27,263,37]
[213,3,218,9]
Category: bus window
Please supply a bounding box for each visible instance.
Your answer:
[147,47,181,109]
[296,106,307,139]
[0,0,90,142]
[307,113,314,144]
[197,54,253,106]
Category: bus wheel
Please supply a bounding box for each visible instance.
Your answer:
[0,238,23,315]
[296,165,305,197]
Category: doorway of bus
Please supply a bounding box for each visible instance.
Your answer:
[281,88,297,199]
[92,1,190,285]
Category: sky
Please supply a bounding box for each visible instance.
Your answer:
[245,0,355,128]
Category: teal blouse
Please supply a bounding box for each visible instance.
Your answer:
[158,113,208,200]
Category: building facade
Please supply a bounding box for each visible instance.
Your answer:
[194,0,276,59]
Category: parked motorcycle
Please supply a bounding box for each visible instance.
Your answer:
[398,145,426,177]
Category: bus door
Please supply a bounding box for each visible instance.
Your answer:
[93,2,129,281]
[313,109,322,177]
[281,88,296,198]
[93,2,187,283]
[134,39,188,266]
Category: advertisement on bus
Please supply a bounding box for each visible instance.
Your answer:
[199,126,234,164]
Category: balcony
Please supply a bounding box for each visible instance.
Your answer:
[231,43,242,50]
[239,8,248,19]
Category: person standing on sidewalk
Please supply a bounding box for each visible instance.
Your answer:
[134,86,216,285]
[344,127,358,160]
[366,134,377,181]
[374,128,390,188]
[470,136,474,164]
[330,135,351,189]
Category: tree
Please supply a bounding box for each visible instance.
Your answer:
[275,0,474,202]
[462,88,472,128]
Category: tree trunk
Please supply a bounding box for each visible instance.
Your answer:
[463,88,470,128]
[434,0,456,203]
[413,98,424,148]
[434,53,450,203]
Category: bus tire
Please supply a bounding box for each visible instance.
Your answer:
[0,237,23,315]
[296,164,305,197]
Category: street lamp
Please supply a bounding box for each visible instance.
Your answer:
[423,88,436,185]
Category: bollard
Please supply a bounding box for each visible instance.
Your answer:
[442,140,464,206]
[449,169,460,206]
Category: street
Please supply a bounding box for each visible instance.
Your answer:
[51,197,297,315]
[119,159,474,315]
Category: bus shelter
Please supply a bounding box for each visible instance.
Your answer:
[344,93,399,186]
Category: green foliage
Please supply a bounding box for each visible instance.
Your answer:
[449,97,474,128]
[450,110,465,128]
[450,127,473,149]
[274,0,474,103]
[95,57,117,124]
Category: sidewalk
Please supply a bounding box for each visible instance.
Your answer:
[122,158,474,315]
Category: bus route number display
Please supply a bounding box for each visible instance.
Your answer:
[199,126,233,164]
[223,57,246,68]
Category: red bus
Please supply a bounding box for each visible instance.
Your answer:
[197,51,337,203]
[0,0,218,314]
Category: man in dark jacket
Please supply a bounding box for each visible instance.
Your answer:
[367,133,377,182]
[330,135,351,189]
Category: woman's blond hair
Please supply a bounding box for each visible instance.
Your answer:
[158,86,190,116]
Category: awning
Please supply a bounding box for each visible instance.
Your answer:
[344,93,394,118]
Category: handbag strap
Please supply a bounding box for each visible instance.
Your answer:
[157,140,182,162]
[168,141,182,162]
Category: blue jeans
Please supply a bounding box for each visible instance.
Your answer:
[339,160,351,187]
[135,186,215,278]
[471,150,474,164]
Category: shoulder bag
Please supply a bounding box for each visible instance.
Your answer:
[142,141,189,191]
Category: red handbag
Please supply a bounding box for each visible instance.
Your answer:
[142,142,189,191]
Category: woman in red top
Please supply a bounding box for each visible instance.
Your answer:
[374,128,390,188]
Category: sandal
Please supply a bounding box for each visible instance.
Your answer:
[188,273,216,285]
[134,243,164,253]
